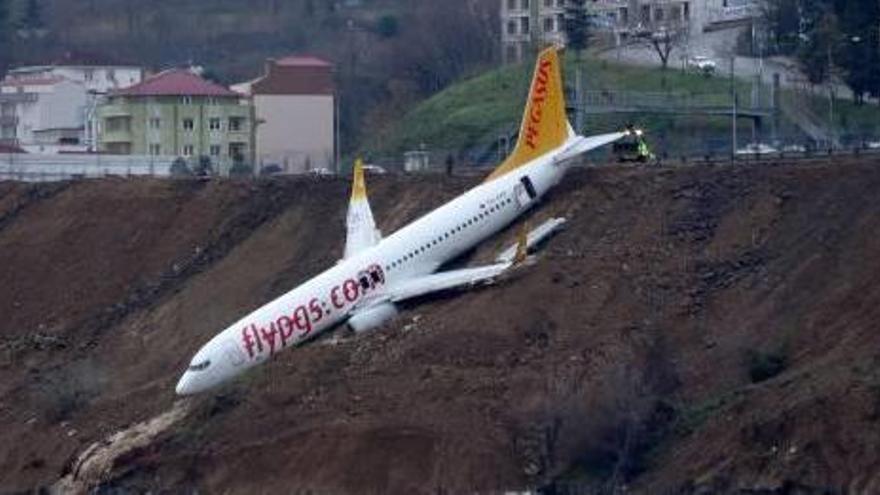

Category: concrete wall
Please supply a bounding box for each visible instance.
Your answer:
[253,94,334,173]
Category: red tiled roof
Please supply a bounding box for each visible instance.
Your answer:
[111,69,239,97]
[250,56,335,96]
[273,55,333,68]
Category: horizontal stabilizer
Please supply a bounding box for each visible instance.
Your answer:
[553,131,628,163]
[495,217,567,263]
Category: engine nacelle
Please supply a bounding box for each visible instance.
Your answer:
[347,302,398,334]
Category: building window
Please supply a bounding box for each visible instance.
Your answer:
[520,17,529,34]
[149,144,161,155]
[544,0,552,7]
[209,145,221,156]
[544,17,554,32]
[229,142,246,160]
[521,0,529,9]
[206,97,218,106]
[655,7,664,21]
[228,117,244,132]
[84,69,94,82]
[149,118,161,129]
[181,96,193,105]
[557,0,564,6]
[507,20,517,34]
[182,145,194,156]
[508,0,516,10]
[209,118,221,130]
[182,118,194,131]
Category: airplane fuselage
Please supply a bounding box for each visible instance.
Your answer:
[175,152,568,394]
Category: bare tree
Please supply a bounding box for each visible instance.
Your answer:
[647,24,687,70]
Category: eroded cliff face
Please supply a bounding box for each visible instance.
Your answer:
[2,159,879,494]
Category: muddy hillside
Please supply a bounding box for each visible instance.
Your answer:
[1,158,880,494]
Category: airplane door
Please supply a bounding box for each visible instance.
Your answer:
[513,175,538,208]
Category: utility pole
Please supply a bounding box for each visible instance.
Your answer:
[730,56,737,159]
[827,43,834,150]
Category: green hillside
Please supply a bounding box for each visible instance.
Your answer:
[368,54,879,162]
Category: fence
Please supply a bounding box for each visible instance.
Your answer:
[0,154,177,182]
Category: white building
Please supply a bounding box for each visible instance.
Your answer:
[0,76,88,153]
[233,56,336,174]
[6,59,144,151]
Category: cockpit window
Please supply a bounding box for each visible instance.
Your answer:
[188,360,211,371]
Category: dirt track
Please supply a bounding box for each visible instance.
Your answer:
[1,158,880,494]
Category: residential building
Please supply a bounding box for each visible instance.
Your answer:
[233,55,335,174]
[6,56,144,151]
[0,75,88,153]
[96,69,253,174]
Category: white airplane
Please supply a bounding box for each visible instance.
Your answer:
[175,46,628,395]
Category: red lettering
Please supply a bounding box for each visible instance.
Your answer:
[331,286,346,308]
[251,324,263,354]
[293,305,312,336]
[309,298,324,322]
[277,315,294,347]
[343,279,359,302]
[259,323,278,355]
[525,125,540,150]
[242,326,256,359]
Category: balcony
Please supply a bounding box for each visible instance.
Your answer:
[98,104,132,118]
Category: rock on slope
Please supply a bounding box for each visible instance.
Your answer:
[1,159,879,494]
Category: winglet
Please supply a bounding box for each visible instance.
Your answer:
[513,221,529,265]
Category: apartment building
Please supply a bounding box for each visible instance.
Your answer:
[96,69,253,174]
[233,56,335,174]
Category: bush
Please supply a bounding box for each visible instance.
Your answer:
[746,348,788,383]
[169,157,192,177]
[229,162,253,177]
[375,15,399,38]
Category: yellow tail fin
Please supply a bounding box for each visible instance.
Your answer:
[485,46,570,182]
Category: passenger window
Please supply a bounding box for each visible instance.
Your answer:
[359,277,370,290]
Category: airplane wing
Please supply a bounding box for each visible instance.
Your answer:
[385,222,530,302]
[387,262,512,302]
[344,158,382,259]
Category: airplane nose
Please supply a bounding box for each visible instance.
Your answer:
[175,372,193,395]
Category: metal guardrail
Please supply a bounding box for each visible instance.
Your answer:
[0,154,176,183]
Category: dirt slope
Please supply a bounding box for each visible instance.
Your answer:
[1,159,880,494]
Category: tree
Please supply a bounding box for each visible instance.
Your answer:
[19,0,43,30]
[563,0,591,55]
[564,0,591,132]
[648,26,686,71]
[0,0,12,72]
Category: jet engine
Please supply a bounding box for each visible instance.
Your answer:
[348,302,398,333]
